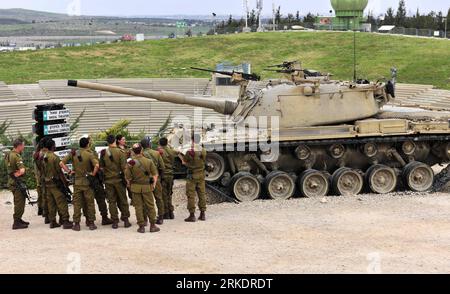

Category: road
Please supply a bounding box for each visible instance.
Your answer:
[0,181,449,274]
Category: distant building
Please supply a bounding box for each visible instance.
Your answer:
[121,34,135,41]
[315,0,369,31]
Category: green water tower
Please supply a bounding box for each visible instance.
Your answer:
[331,0,368,30]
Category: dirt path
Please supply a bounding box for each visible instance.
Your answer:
[1,181,449,274]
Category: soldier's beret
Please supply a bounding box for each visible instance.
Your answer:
[100,149,106,157]
[188,149,195,158]
[71,149,77,156]
[33,152,40,160]
[128,160,136,166]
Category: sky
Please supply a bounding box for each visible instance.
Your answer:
[0,0,448,17]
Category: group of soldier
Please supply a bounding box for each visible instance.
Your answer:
[5,133,208,234]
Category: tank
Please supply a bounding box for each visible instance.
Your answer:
[67,61,450,201]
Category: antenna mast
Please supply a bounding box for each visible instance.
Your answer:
[257,0,264,32]
[243,0,249,31]
[272,0,276,31]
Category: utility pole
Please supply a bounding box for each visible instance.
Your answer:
[212,13,217,35]
[444,17,448,39]
[272,1,276,31]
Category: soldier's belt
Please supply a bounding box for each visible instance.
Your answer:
[133,181,151,185]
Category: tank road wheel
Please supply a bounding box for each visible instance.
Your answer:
[402,162,434,192]
[366,165,398,194]
[231,172,261,202]
[331,168,364,196]
[265,171,296,200]
[205,153,226,183]
[298,170,329,198]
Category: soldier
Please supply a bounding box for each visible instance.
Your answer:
[6,138,29,230]
[116,135,130,157]
[125,143,160,234]
[60,137,100,231]
[100,135,132,229]
[141,138,165,225]
[158,137,178,220]
[33,139,45,217]
[83,135,113,226]
[117,134,133,205]
[179,134,207,222]
[42,139,73,229]
[34,138,51,223]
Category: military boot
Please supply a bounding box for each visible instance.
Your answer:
[20,219,30,226]
[50,221,61,229]
[137,226,145,234]
[123,218,132,228]
[149,224,160,233]
[63,221,74,230]
[112,221,119,229]
[88,221,97,231]
[44,217,50,224]
[38,207,43,216]
[58,218,63,226]
[102,216,113,226]
[184,213,196,223]
[198,211,206,221]
[169,211,175,220]
[12,220,28,230]
[163,213,170,220]
[156,216,164,225]
[72,222,81,231]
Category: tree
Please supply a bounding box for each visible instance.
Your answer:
[287,13,295,24]
[384,7,395,25]
[275,6,282,24]
[395,0,407,26]
[227,15,233,26]
[249,9,257,27]
[303,13,316,28]
[296,11,300,22]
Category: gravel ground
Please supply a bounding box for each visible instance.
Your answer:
[1,179,450,274]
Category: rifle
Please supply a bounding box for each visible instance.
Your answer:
[86,171,106,195]
[9,173,37,206]
[266,60,299,69]
[53,173,73,204]
[191,67,260,81]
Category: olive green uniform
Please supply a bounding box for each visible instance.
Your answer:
[89,149,109,218]
[125,155,158,226]
[62,149,98,223]
[34,150,48,217]
[159,146,178,214]
[143,148,165,217]
[43,151,70,222]
[100,146,130,221]
[6,151,26,221]
[181,147,207,213]
[119,147,133,202]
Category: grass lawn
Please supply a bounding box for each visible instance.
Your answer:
[1,31,449,89]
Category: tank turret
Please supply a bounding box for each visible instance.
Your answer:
[68,62,392,129]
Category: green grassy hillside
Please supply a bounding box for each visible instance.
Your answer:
[1,31,449,89]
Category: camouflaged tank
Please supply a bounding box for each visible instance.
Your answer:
[68,61,450,201]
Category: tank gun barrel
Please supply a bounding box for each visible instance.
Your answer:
[67,80,237,115]
[191,67,260,81]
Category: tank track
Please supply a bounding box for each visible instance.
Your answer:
[205,182,240,204]
[433,165,450,192]
[205,134,450,201]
